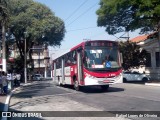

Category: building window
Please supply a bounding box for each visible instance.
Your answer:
[155,52,160,67]
[146,52,151,67]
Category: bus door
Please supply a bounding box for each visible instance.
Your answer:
[61,58,65,84]
[77,48,83,85]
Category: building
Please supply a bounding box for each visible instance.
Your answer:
[130,32,160,80]
[31,45,50,77]
[0,43,50,77]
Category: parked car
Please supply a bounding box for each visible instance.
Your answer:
[32,74,43,81]
[123,71,150,82]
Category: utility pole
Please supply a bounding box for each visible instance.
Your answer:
[2,21,6,72]
[44,44,50,78]
[120,31,130,41]
[50,53,55,78]
[39,52,40,74]
[158,21,160,79]
[24,32,27,84]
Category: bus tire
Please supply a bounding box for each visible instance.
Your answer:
[100,85,109,91]
[74,80,80,91]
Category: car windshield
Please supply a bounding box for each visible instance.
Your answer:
[84,47,120,70]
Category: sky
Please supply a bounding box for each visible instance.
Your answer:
[35,0,140,58]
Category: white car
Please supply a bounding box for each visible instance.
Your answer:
[123,71,150,82]
[32,74,43,81]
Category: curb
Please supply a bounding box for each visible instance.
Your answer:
[2,82,33,120]
[2,90,13,120]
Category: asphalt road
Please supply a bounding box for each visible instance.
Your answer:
[7,80,160,120]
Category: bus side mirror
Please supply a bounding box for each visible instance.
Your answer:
[120,53,123,64]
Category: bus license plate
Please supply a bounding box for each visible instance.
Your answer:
[103,80,109,83]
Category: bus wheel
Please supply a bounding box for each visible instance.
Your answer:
[100,85,109,91]
[74,80,79,91]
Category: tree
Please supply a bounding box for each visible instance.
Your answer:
[96,0,160,34]
[97,0,160,72]
[0,0,9,22]
[119,41,147,70]
[8,0,65,72]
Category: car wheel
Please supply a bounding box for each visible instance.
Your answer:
[123,78,127,83]
[142,77,148,82]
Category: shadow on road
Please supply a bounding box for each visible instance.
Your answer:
[11,81,70,99]
[81,86,125,94]
[124,81,146,84]
[11,83,51,98]
[62,85,125,94]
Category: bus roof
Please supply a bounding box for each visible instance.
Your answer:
[52,40,117,61]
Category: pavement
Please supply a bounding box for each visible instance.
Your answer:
[0,82,33,120]
[0,80,160,120]
[0,89,12,112]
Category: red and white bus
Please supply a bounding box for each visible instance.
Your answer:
[52,40,123,91]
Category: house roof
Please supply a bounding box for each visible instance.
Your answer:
[130,34,149,43]
[130,32,158,43]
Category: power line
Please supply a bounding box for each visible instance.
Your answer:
[90,31,107,39]
[64,0,89,22]
[89,31,128,41]
[66,2,98,27]
[114,32,127,41]
[67,26,97,32]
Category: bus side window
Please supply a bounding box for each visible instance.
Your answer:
[57,58,61,69]
[56,59,59,69]
[71,51,77,64]
[64,55,68,67]
[65,53,71,66]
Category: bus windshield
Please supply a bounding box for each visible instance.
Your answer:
[84,47,120,70]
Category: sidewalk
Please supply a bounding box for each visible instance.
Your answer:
[0,82,32,112]
[145,80,160,86]
[0,94,8,111]
[145,83,160,86]
[0,88,14,113]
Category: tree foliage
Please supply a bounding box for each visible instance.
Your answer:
[96,0,160,34]
[119,41,147,70]
[7,0,65,71]
[0,0,10,22]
